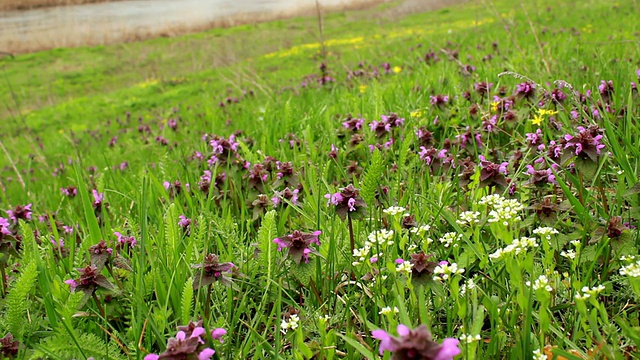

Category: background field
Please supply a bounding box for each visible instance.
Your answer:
[0,0,639,358]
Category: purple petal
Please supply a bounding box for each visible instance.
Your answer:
[211,328,227,342]
[434,338,461,360]
[198,348,216,360]
[144,355,160,360]
[396,324,410,337]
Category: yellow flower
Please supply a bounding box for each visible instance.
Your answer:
[491,101,499,112]
[531,114,544,126]
[393,66,402,74]
[359,84,367,93]
[411,110,423,118]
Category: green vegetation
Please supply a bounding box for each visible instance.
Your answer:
[1,0,640,358]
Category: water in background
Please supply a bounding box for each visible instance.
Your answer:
[0,0,375,50]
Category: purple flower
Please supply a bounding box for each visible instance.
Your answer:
[342,115,365,131]
[114,231,137,248]
[144,328,215,360]
[473,82,492,96]
[477,155,509,188]
[92,190,104,208]
[525,129,543,147]
[60,186,78,197]
[562,126,606,162]
[274,230,322,264]
[6,204,32,224]
[192,254,235,289]
[515,81,536,99]
[371,324,461,360]
[324,184,367,220]
[0,218,10,237]
[430,94,449,108]
[211,328,227,342]
[272,188,300,208]
[178,215,191,229]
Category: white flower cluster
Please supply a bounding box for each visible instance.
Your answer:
[533,226,559,240]
[560,249,576,259]
[620,260,640,278]
[281,314,300,334]
[460,278,477,296]
[433,262,465,281]
[379,306,399,315]
[456,211,481,226]
[526,275,552,292]
[439,232,462,248]
[532,349,548,360]
[479,194,503,207]
[409,224,431,236]
[396,261,413,275]
[487,198,525,226]
[383,206,408,216]
[367,229,395,247]
[489,237,539,260]
[574,285,606,300]
[459,334,482,343]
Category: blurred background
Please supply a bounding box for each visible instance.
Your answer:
[0,0,459,53]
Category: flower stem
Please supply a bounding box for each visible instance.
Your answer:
[92,292,106,319]
[347,214,355,254]
[205,284,212,321]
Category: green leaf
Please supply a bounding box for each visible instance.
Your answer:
[335,332,376,360]
[180,278,194,324]
[360,149,384,207]
[4,261,38,340]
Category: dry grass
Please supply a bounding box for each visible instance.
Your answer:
[1,0,387,54]
[0,0,123,11]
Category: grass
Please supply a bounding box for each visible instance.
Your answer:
[1,0,640,358]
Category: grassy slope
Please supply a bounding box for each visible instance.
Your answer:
[0,0,639,358]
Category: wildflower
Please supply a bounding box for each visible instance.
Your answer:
[89,240,113,270]
[6,204,32,224]
[485,196,525,226]
[272,187,300,208]
[598,80,614,103]
[114,231,137,249]
[359,84,367,93]
[280,314,300,334]
[532,349,548,360]
[474,82,493,96]
[192,254,235,289]
[477,155,509,188]
[438,232,461,248]
[515,81,536,99]
[489,237,538,259]
[342,115,365,131]
[324,184,367,220]
[409,251,438,285]
[60,186,78,198]
[410,224,431,236]
[383,206,408,216]
[379,306,400,315]
[456,211,480,226]
[430,94,450,108]
[620,260,640,278]
[274,230,322,264]
[0,333,20,358]
[371,324,461,359]
[433,262,465,281]
[396,260,413,275]
[525,163,557,186]
[178,215,191,230]
[560,249,576,259]
[92,190,104,209]
[533,227,559,240]
[562,126,606,162]
[65,265,117,295]
[367,229,394,247]
[0,218,10,237]
[393,66,402,73]
[531,113,544,126]
[144,328,215,360]
[211,328,227,342]
[411,110,424,118]
[526,275,552,291]
[459,334,481,344]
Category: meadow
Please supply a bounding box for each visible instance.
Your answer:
[0,0,639,358]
